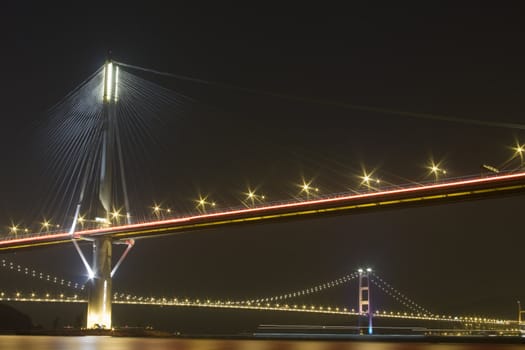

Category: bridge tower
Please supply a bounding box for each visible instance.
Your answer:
[358,268,373,335]
[85,59,120,329]
[518,301,525,331]
[68,58,132,329]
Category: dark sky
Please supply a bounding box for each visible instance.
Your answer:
[1,3,525,331]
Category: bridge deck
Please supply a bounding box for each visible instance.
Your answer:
[2,171,525,251]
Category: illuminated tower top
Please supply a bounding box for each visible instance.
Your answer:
[103,60,119,103]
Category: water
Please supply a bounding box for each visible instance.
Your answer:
[0,336,523,350]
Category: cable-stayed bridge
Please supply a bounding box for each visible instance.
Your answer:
[1,58,524,333]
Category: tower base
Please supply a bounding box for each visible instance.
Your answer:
[86,237,112,329]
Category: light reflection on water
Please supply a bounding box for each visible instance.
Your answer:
[0,336,523,350]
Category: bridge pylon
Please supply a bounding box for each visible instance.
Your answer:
[358,268,373,335]
[70,58,133,329]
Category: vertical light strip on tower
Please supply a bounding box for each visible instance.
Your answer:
[102,279,108,325]
[114,66,119,102]
[105,62,113,102]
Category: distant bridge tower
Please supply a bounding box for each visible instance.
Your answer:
[518,301,525,331]
[358,268,373,335]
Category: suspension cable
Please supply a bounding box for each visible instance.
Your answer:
[0,258,86,291]
[370,272,432,315]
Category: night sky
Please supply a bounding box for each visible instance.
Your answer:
[1,4,525,332]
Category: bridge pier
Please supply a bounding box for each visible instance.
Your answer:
[87,237,112,329]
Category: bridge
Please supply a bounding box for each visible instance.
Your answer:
[2,170,525,250]
[1,58,524,334]
[0,256,519,335]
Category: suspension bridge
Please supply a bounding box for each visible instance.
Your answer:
[0,256,519,335]
[1,58,524,334]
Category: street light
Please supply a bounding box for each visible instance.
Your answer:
[299,180,319,200]
[9,223,18,237]
[195,195,214,213]
[110,209,122,224]
[41,220,51,232]
[360,171,380,190]
[77,215,86,228]
[152,202,165,219]
[244,188,265,207]
[246,189,256,207]
[428,161,446,181]
[151,207,173,219]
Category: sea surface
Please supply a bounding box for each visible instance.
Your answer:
[0,336,524,350]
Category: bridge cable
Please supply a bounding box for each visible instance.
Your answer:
[115,61,525,131]
[370,273,433,316]
[0,258,86,291]
[243,272,360,305]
